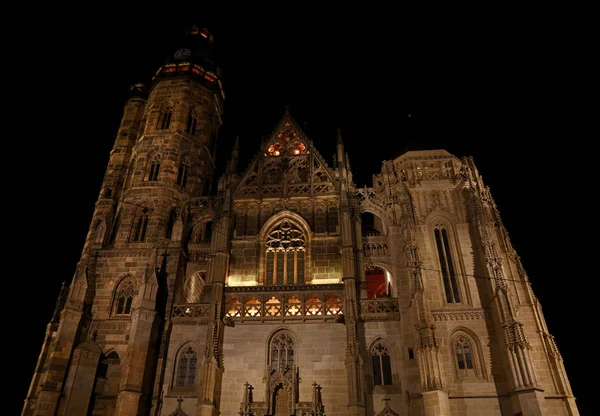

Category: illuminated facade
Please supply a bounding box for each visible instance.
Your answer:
[23,27,579,416]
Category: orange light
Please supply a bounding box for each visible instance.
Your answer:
[294,149,300,154]
[274,150,280,156]
[205,75,215,82]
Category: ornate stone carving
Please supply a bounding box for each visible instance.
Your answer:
[432,309,490,321]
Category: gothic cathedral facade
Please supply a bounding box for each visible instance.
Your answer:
[23,27,578,416]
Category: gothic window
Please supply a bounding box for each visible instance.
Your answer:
[148,154,161,181]
[434,224,461,303]
[186,109,198,135]
[113,277,135,315]
[183,272,206,303]
[157,105,173,130]
[265,220,306,285]
[166,209,177,240]
[371,341,393,386]
[455,336,474,371]
[177,157,190,187]
[174,345,197,388]
[269,331,295,373]
[132,211,149,242]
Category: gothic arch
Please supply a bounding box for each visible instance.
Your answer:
[367,337,397,389]
[145,150,163,181]
[426,213,469,306]
[111,274,138,316]
[129,201,153,242]
[264,328,298,414]
[156,101,174,130]
[264,328,298,366]
[258,211,311,285]
[171,341,199,390]
[259,209,311,240]
[448,327,488,381]
[360,207,389,236]
[188,216,214,245]
[359,200,390,233]
[425,210,459,228]
[366,262,396,298]
[181,270,206,303]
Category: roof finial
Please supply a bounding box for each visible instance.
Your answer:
[337,128,343,144]
[284,104,291,115]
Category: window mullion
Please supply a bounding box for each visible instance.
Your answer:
[440,235,454,302]
[294,250,298,284]
[283,249,288,285]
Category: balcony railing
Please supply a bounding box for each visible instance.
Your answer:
[224,284,344,323]
[360,298,400,321]
[172,303,211,322]
[171,287,401,323]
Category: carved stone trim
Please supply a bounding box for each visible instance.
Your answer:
[432,309,490,322]
[226,283,343,293]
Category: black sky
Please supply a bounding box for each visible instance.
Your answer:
[12,15,589,414]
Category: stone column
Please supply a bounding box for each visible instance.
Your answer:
[197,214,230,416]
[30,261,89,416]
[462,157,548,415]
[115,253,160,416]
[197,277,226,416]
[31,307,83,416]
[114,308,157,416]
[340,208,367,416]
[58,340,102,416]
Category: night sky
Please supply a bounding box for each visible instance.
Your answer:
[13,16,588,414]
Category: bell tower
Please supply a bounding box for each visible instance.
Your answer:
[22,26,224,416]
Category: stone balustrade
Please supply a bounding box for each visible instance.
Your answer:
[360,298,400,321]
[224,284,344,323]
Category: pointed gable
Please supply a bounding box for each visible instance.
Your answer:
[235,112,338,198]
[264,119,308,157]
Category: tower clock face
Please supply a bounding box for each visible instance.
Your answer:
[174,48,191,60]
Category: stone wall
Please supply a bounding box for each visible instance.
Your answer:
[220,322,347,415]
[159,323,208,416]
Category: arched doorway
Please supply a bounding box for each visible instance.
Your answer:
[365,265,389,298]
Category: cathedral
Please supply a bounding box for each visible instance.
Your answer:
[23,27,579,416]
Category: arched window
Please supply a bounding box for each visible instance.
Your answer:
[269,331,295,374]
[433,224,460,303]
[265,220,306,285]
[183,272,206,303]
[177,157,190,187]
[113,277,135,315]
[186,109,198,135]
[166,209,177,240]
[148,154,161,181]
[365,265,387,298]
[132,211,149,242]
[371,341,393,385]
[455,336,474,371]
[157,105,173,130]
[174,345,197,388]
